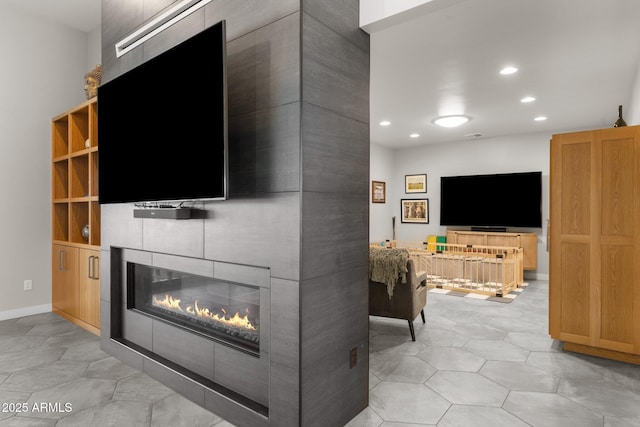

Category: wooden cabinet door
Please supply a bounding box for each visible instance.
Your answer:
[549,130,594,345]
[595,127,640,354]
[77,248,100,328]
[550,126,640,355]
[52,244,78,317]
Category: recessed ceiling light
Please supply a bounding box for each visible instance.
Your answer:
[433,115,470,128]
[409,133,420,138]
[521,96,536,103]
[534,116,547,121]
[499,66,518,75]
[379,120,391,126]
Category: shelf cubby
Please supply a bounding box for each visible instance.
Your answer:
[70,202,89,244]
[90,151,99,197]
[53,203,69,241]
[52,117,69,158]
[53,160,69,200]
[70,107,90,153]
[70,155,89,198]
[90,201,101,245]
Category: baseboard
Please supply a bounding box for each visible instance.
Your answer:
[524,272,549,281]
[0,304,52,321]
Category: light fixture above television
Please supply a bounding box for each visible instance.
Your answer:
[115,0,213,58]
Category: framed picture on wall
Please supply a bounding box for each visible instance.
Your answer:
[401,199,429,223]
[405,174,427,193]
[371,180,386,203]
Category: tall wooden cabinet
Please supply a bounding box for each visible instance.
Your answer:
[549,125,640,364]
[51,98,100,335]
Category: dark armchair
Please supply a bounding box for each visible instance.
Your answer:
[369,248,427,341]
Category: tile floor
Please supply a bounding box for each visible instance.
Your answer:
[1,280,639,426]
[348,280,640,427]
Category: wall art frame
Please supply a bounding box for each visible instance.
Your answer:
[401,199,429,223]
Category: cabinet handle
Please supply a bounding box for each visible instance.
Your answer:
[59,250,65,271]
[88,255,100,280]
[93,256,100,280]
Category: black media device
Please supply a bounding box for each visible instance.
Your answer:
[98,20,228,204]
[440,171,542,228]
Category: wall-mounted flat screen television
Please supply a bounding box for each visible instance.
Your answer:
[440,171,542,228]
[98,20,227,204]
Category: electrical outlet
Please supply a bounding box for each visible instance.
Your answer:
[23,279,32,291]
[349,347,358,369]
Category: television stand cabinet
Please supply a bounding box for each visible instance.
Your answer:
[445,229,537,270]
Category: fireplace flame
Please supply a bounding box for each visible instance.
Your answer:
[152,294,184,312]
[153,293,256,331]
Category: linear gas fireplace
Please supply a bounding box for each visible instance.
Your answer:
[127,263,260,354]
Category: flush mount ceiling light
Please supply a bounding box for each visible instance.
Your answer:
[534,116,547,121]
[379,120,391,126]
[409,133,420,138]
[433,115,470,128]
[115,0,213,58]
[521,96,536,103]
[499,66,518,75]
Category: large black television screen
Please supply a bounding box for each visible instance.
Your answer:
[98,20,227,204]
[440,171,542,228]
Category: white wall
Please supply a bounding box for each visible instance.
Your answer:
[627,62,640,126]
[371,131,551,278]
[370,143,396,241]
[0,7,95,318]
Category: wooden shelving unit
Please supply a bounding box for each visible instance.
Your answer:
[51,98,100,335]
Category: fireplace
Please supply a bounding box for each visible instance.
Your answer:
[107,248,271,416]
[127,263,260,355]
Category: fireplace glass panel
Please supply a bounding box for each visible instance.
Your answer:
[127,263,260,354]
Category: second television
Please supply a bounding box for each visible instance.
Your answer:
[440,171,542,228]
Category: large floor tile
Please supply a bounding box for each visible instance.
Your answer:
[439,405,530,427]
[370,354,436,383]
[416,346,485,372]
[426,371,508,406]
[0,360,87,393]
[558,377,640,419]
[503,391,603,427]
[479,360,559,392]
[463,338,529,362]
[369,382,450,425]
[23,378,116,420]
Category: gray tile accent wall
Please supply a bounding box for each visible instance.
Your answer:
[298,0,370,426]
[302,0,369,53]
[101,0,369,424]
[205,0,298,42]
[301,13,370,124]
[203,193,300,281]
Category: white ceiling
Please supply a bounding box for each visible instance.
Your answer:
[6,0,640,149]
[369,0,640,148]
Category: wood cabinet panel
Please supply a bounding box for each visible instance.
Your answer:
[550,125,640,363]
[559,242,590,338]
[77,249,101,328]
[601,137,634,237]
[600,245,634,346]
[560,141,591,236]
[52,244,78,317]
